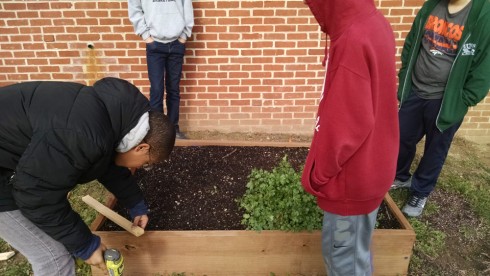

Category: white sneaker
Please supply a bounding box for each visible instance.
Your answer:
[402,194,428,217]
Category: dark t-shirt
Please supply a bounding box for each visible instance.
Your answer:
[412,0,472,99]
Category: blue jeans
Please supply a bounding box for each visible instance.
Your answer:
[0,210,75,275]
[146,39,185,129]
[322,208,378,276]
[396,91,462,197]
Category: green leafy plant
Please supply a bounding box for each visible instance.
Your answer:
[238,156,323,231]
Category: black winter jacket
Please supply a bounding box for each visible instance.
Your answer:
[0,77,149,254]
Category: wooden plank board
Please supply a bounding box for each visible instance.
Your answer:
[82,195,144,237]
[0,251,15,261]
[92,229,414,276]
[89,193,117,231]
[92,230,325,276]
[175,139,311,148]
[384,193,414,230]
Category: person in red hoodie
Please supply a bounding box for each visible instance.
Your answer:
[301,0,399,274]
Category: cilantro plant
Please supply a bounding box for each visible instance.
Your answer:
[238,156,323,231]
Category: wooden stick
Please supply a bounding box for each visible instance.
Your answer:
[82,195,144,237]
[0,251,15,261]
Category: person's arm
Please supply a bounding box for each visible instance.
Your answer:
[98,164,149,228]
[180,0,194,42]
[461,20,490,106]
[128,0,151,40]
[12,130,103,258]
[303,65,374,197]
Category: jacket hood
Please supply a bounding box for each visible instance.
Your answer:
[305,0,377,39]
[92,77,150,144]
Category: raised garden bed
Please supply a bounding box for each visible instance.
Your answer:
[91,140,415,276]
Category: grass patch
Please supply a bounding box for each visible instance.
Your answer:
[437,139,490,224]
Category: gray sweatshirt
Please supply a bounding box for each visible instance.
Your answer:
[128,0,194,43]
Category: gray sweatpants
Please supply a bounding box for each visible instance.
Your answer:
[0,210,75,276]
[322,208,379,276]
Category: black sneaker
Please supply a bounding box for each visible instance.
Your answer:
[402,194,428,217]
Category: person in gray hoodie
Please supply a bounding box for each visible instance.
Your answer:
[128,0,194,139]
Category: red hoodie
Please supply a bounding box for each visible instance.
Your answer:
[301,0,399,216]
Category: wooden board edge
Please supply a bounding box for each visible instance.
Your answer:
[89,193,117,231]
[0,251,15,261]
[384,193,414,231]
[175,139,311,148]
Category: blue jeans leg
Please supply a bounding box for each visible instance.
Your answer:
[0,210,75,276]
[146,40,185,128]
[146,41,167,113]
[397,92,462,197]
[396,92,426,182]
[411,115,461,197]
[165,40,185,129]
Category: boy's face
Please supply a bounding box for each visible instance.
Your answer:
[114,143,152,169]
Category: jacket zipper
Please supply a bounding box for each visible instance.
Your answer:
[435,33,471,132]
[399,16,424,110]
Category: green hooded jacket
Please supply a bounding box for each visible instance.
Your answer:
[398,0,490,132]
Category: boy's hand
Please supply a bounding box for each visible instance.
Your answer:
[145,37,154,44]
[85,242,107,272]
[133,214,149,229]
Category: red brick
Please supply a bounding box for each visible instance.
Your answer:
[110,10,127,18]
[206,42,228,49]
[17,11,39,18]
[5,59,26,66]
[17,66,37,73]
[264,33,286,40]
[242,17,263,25]
[86,11,108,17]
[3,3,27,10]
[252,41,273,48]
[40,11,62,18]
[27,2,49,10]
[205,10,226,17]
[52,73,75,79]
[50,2,73,9]
[276,9,297,16]
[74,2,96,9]
[230,10,250,17]
[76,18,99,25]
[11,51,31,58]
[113,26,134,33]
[195,17,217,25]
[205,26,227,33]
[40,26,62,33]
[253,9,274,16]
[218,18,239,25]
[63,11,86,17]
[252,25,272,32]
[78,34,101,41]
[98,2,121,9]
[216,1,238,8]
[8,74,29,81]
[6,19,29,27]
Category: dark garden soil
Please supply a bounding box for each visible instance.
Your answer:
[99,144,400,232]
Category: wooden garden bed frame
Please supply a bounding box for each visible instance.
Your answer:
[91,140,415,276]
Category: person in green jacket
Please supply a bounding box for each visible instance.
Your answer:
[392,0,490,217]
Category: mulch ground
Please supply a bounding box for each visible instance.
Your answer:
[99,145,400,231]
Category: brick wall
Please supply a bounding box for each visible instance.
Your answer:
[0,0,488,142]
